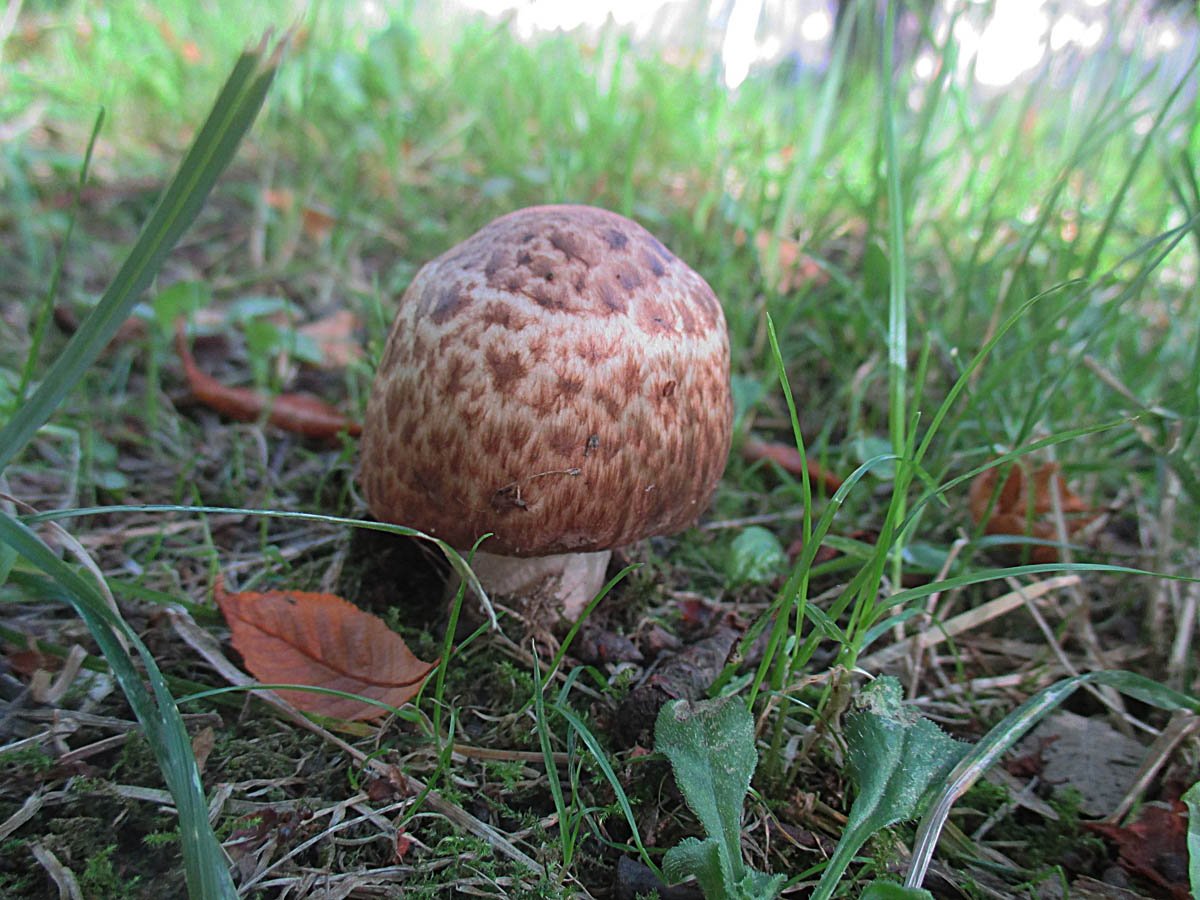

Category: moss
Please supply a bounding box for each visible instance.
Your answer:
[79,845,142,899]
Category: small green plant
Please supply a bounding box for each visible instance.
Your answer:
[1184,779,1200,897]
[654,696,785,900]
[725,526,787,588]
[80,844,140,898]
[812,677,968,900]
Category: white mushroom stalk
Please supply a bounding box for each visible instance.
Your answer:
[360,205,732,625]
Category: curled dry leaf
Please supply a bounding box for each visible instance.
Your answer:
[742,436,844,493]
[214,576,435,721]
[175,320,362,439]
[968,460,1094,563]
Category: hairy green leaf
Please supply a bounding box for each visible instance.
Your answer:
[655,697,783,899]
[663,838,729,899]
[657,697,756,878]
[727,526,787,587]
[812,677,968,900]
[1176,779,1198,898]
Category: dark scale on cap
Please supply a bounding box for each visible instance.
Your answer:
[602,228,629,250]
[360,205,733,556]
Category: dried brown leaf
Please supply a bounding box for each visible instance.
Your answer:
[742,436,844,493]
[214,578,434,720]
[1086,802,1191,899]
[191,726,216,774]
[175,320,362,439]
[968,459,1095,562]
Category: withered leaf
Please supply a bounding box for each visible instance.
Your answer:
[742,436,844,493]
[1086,802,1191,900]
[263,187,337,241]
[215,578,435,721]
[968,460,1094,563]
[176,320,362,439]
[298,310,363,369]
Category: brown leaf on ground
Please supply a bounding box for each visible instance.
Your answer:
[4,637,60,678]
[153,17,203,64]
[298,310,363,369]
[54,305,149,345]
[214,576,435,720]
[394,830,413,862]
[968,460,1094,562]
[754,229,828,293]
[1085,802,1191,899]
[734,229,828,293]
[190,726,216,775]
[612,625,741,747]
[175,321,362,439]
[263,187,337,241]
[743,436,844,493]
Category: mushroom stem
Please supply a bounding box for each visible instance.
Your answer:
[466,550,612,624]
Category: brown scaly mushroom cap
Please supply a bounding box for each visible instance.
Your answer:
[360,205,732,612]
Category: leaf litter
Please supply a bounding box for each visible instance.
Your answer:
[213,575,435,721]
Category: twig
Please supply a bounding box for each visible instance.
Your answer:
[0,790,57,841]
[1042,447,1132,732]
[30,843,82,900]
[860,575,1081,669]
[1010,577,1159,737]
[1104,712,1200,824]
[1169,579,1198,692]
[904,536,968,699]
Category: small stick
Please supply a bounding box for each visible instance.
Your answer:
[860,575,1081,669]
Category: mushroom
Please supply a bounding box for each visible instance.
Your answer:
[359,205,732,623]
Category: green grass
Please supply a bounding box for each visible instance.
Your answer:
[1,0,1198,897]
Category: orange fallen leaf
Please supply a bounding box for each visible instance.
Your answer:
[155,18,203,65]
[214,577,435,721]
[262,187,295,211]
[968,460,1094,563]
[394,829,413,862]
[191,726,216,775]
[300,206,337,241]
[299,310,363,369]
[55,305,149,345]
[753,230,827,293]
[4,636,60,678]
[742,436,844,493]
[175,321,362,439]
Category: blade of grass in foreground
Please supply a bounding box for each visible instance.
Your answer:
[904,671,1200,890]
[0,512,237,899]
[17,109,106,402]
[0,35,286,900]
[0,34,283,472]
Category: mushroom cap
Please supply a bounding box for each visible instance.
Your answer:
[360,205,732,556]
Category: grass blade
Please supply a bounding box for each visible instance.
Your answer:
[0,34,286,899]
[0,512,237,898]
[904,671,1200,889]
[0,35,283,472]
